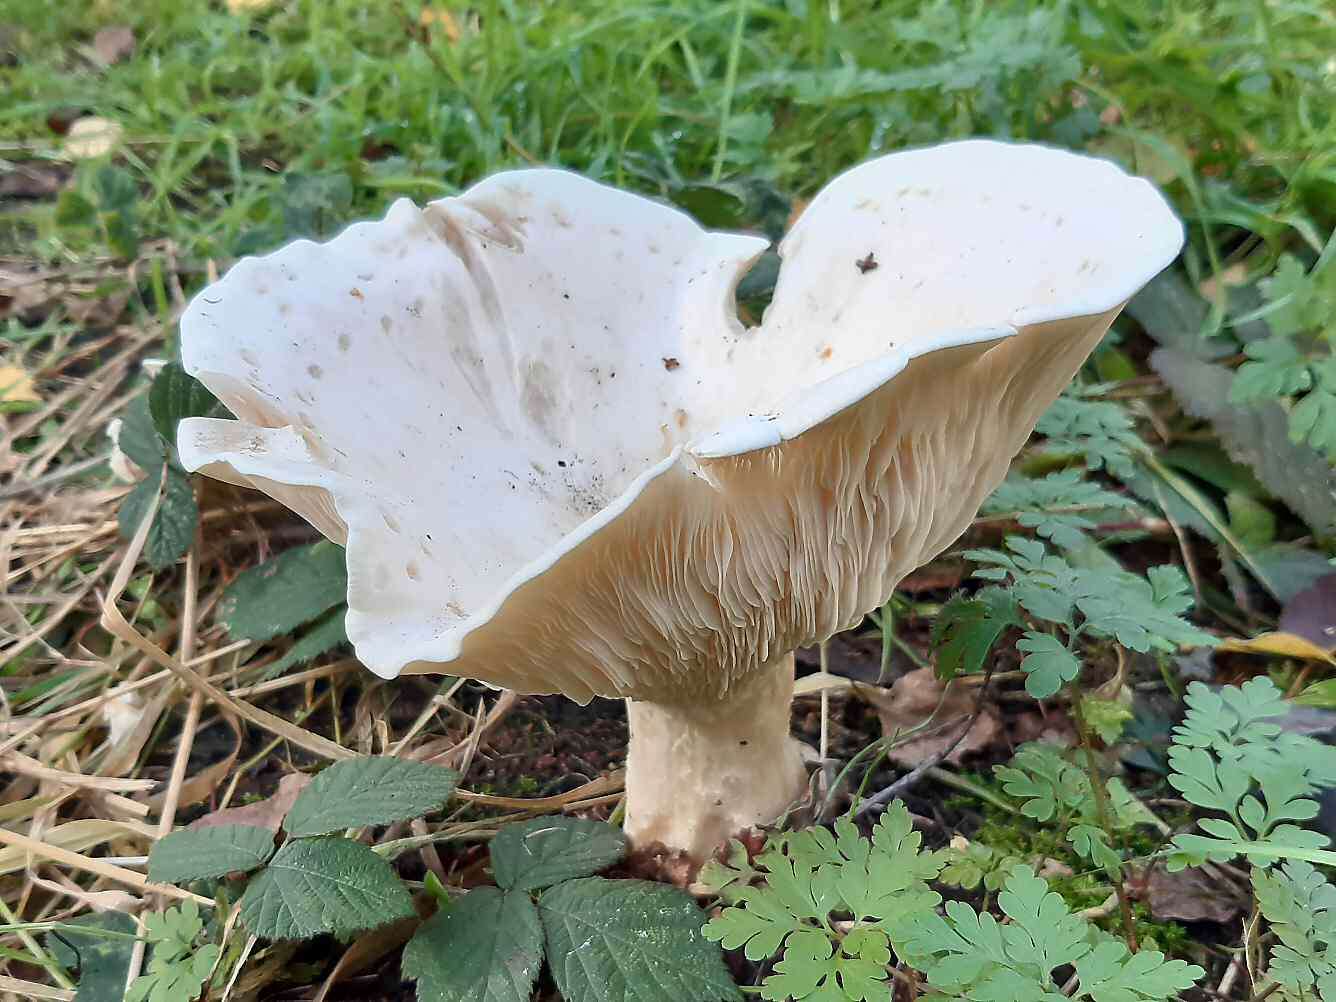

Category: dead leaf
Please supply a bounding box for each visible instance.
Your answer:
[313,901,431,1002]
[863,668,1002,767]
[63,116,123,160]
[1280,574,1336,651]
[1220,632,1336,666]
[188,772,311,833]
[1140,863,1248,924]
[899,558,965,593]
[0,365,40,404]
[1007,706,1078,747]
[0,161,69,198]
[92,25,135,66]
[227,0,275,13]
[418,7,462,41]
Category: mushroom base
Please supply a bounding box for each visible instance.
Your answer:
[623,654,809,860]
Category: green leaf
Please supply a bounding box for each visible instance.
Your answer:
[1078,696,1133,745]
[540,878,739,1002]
[1226,491,1277,549]
[897,865,1089,997]
[490,816,627,892]
[1073,940,1204,1002]
[1230,336,1312,402]
[403,888,543,1002]
[983,470,1132,549]
[285,756,459,836]
[216,541,348,643]
[148,824,275,883]
[279,171,355,239]
[93,165,138,212]
[1152,347,1336,539]
[1290,357,1336,462]
[995,744,1091,823]
[931,589,1020,681]
[55,189,98,227]
[696,839,761,904]
[47,911,137,1002]
[707,804,944,998]
[1016,633,1080,698]
[148,363,218,443]
[117,396,164,471]
[239,836,414,940]
[260,606,348,679]
[1252,860,1336,999]
[1034,389,1141,478]
[127,902,218,1002]
[118,466,198,570]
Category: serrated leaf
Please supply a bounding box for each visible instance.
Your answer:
[117,395,164,471]
[540,878,739,1002]
[490,816,627,892]
[1152,347,1336,538]
[118,466,198,570]
[931,589,1020,681]
[403,888,543,1002]
[285,756,459,836]
[148,824,275,883]
[239,836,414,940]
[217,541,348,643]
[149,362,219,442]
[258,606,348,679]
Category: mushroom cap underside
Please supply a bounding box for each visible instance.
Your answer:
[179,139,1183,703]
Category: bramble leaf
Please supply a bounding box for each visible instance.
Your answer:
[149,363,219,443]
[148,824,275,883]
[490,816,627,891]
[540,878,739,1002]
[239,836,414,940]
[118,465,198,570]
[216,541,348,644]
[403,887,543,1002]
[285,756,459,836]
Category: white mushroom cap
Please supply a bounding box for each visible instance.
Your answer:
[179,140,1182,704]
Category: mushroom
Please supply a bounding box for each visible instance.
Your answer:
[178,140,1182,859]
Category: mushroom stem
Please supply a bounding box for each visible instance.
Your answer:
[623,653,809,860]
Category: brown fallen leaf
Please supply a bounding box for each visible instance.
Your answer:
[863,667,1002,767]
[1139,863,1248,924]
[1220,573,1336,666]
[0,364,40,404]
[418,7,462,41]
[91,25,135,66]
[1280,574,1336,651]
[313,898,432,1002]
[188,772,311,833]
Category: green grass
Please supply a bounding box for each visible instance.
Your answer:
[3,0,1331,270]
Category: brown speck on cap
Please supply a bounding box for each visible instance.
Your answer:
[855,252,878,274]
[350,287,364,300]
[819,346,833,360]
[662,357,680,371]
